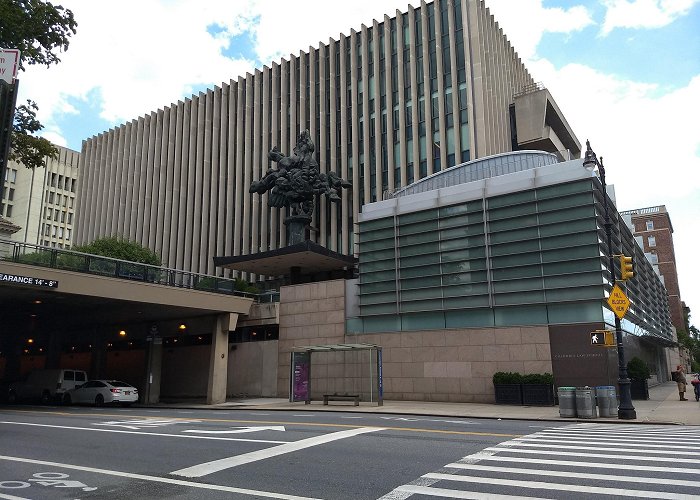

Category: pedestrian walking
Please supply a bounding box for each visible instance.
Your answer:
[676,365,688,401]
[691,373,700,401]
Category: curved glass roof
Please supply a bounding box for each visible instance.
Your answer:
[391,150,559,198]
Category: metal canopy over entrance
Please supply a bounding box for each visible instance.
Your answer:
[289,343,383,406]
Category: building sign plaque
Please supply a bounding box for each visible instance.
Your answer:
[0,272,58,288]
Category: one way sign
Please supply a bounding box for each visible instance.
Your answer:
[590,330,615,346]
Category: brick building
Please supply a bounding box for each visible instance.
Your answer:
[620,206,686,331]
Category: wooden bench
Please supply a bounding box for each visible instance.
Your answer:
[323,393,360,406]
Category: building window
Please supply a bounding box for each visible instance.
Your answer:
[4,168,16,183]
[4,204,11,217]
[646,220,653,231]
[650,253,658,264]
[648,236,656,247]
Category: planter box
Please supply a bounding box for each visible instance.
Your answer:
[522,384,555,406]
[630,379,649,400]
[494,384,523,405]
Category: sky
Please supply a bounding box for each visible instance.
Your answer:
[12,0,700,324]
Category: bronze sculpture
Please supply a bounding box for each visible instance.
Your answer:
[250,130,351,244]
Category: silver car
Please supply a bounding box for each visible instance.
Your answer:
[64,380,139,407]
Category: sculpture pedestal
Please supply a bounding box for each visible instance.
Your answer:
[285,215,313,245]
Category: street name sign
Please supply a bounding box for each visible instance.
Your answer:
[607,283,630,319]
[0,49,21,84]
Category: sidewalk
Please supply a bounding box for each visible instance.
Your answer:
[151,382,700,426]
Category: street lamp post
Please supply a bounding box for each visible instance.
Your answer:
[583,140,636,420]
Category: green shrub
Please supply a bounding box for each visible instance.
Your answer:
[522,373,554,385]
[74,236,161,266]
[493,372,523,384]
[627,357,650,381]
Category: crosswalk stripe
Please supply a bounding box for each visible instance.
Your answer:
[383,423,700,500]
[439,464,700,488]
[516,436,700,449]
[448,453,697,475]
[484,445,699,463]
[421,472,686,499]
[503,441,697,455]
[538,430,700,443]
[393,485,550,499]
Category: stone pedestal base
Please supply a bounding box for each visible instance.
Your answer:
[285,215,312,245]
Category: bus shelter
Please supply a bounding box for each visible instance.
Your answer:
[289,343,383,406]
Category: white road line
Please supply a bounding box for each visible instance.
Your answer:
[483,446,699,463]
[449,453,698,475]
[172,426,384,478]
[394,485,550,499]
[377,477,441,500]
[440,464,700,488]
[518,436,700,449]
[422,472,682,499]
[0,494,32,500]
[506,441,697,455]
[0,455,320,500]
[536,431,700,443]
[0,421,287,444]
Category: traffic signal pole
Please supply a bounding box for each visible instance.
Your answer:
[584,140,636,420]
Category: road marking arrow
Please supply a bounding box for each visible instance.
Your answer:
[182,426,286,434]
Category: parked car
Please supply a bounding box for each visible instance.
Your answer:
[7,369,88,404]
[63,380,139,407]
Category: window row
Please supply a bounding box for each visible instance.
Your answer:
[45,191,74,208]
[42,224,72,240]
[44,207,73,224]
[48,173,77,192]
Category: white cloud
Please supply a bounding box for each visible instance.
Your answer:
[248,0,415,64]
[484,0,594,60]
[601,0,700,35]
[18,1,258,129]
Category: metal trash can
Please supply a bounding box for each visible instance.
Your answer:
[596,386,617,417]
[557,387,577,418]
[575,387,597,419]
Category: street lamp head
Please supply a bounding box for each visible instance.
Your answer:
[583,139,599,171]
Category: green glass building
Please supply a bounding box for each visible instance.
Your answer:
[350,151,673,395]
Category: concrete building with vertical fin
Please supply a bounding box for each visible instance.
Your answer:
[2,145,80,249]
[75,0,579,276]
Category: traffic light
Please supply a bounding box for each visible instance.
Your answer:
[619,254,634,280]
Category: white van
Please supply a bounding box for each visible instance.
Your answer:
[8,369,88,404]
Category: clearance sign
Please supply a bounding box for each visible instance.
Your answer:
[0,273,58,288]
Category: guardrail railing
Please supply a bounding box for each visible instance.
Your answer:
[0,239,279,303]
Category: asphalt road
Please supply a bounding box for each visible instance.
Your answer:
[1,404,698,499]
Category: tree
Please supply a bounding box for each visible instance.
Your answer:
[678,309,700,372]
[0,0,77,168]
[74,237,161,266]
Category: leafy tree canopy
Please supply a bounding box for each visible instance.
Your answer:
[0,0,78,168]
[0,0,77,69]
[73,237,161,266]
[10,100,57,168]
